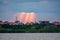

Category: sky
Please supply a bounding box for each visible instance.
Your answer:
[0,0,60,22]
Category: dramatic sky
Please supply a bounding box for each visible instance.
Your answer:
[0,0,60,22]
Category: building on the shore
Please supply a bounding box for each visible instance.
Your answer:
[0,21,4,24]
[39,21,50,25]
[52,22,60,25]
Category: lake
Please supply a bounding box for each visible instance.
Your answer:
[0,33,60,40]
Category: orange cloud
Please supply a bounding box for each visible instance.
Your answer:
[29,12,35,23]
[18,12,26,23]
[24,13,30,24]
[16,12,35,24]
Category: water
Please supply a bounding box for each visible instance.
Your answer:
[0,33,60,40]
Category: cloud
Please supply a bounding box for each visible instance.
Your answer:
[13,12,35,24]
[0,0,60,22]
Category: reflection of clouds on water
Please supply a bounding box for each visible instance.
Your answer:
[0,33,60,40]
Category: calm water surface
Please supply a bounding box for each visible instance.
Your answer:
[0,33,60,40]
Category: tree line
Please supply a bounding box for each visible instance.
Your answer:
[0,23,60,33]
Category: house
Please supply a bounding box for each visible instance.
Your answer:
[52,22,60,25]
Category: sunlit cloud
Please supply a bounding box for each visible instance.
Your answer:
[18,12,26,22]
[14,12,35,24]
[29,12,35,23]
